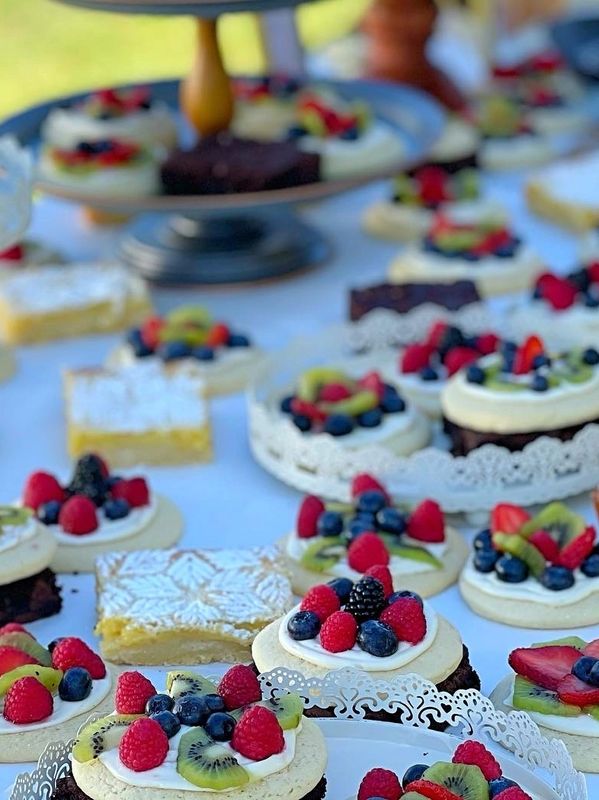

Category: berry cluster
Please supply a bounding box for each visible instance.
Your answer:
[473,501,599,590]
[0,243,24,262]
[422,215,521,261]
[23,453,151,536]
[233,75,301,102]
[492,51,564,81]
[290,92,365,142]
[532,264,599,311]
[393,166,479,210]
[358,740,531,800]
[51,139,142,169]
[87,87,153,118]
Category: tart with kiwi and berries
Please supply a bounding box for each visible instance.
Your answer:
[252,566,480,723]
[490,636,599,773]
[460,500,599,628]
[19,453,182,573]
[0,625,116,762]
[282,473,468,597]
[356,739,536,800]
[388,214,543,299]
[108,305,264,396]
[277,366,430,456]
[442,335,599,455]
[51,664,327,800]
[0,240,64,270]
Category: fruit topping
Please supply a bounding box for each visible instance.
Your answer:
[365,564,393,597]
[358,768,404,800]
[297,495,326,539]
[51,139,143,169]
[319,610,358,653]
[452,740,501,781]
[512,336,543,375]
[217,664,262,710]
[0,645,38,676]
[423,214,521,261]
[508,645,581,690]
[110,476,150,508]
[73,715,142,762]
[300,584,341,622]
[380,596,427,644]
[351,473,390,501]
[556,526,596,569]
[287,610,321,641]
[557,673,599,706]
[23,471,66,511]
[51,636,106,679]
[494,788,532,800]
[407,499,445,543]
[512,675,581,716]
[58,667,93,702]
[345,576,387,623]
[401,343,433,374]
[116,671,157,714]
[119,717,169,772]
[422,761,489,799]
[491,503,530,534]
[348,532,390,572]
[177,727,249,789]
[231,705,285,761]
[58,495,98,535]
[0,664,62,697]
[0,632,51,666]
[3,676,53,724]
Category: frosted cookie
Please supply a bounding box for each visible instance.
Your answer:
[0,506,61,626]
[0,626,115,762]
[282,473,468,598]
[460,500,599,629]
[42,87,178,152]
[442,336,599,455]
[18,453,182,573]
[476,96,554,171]
[527,150,599,231]
[490,636,599,773]
[388,215,543,299]
[95,545,294,664]
[108,305,264,397]
[0,262,151,345]
[0,240,64,269]
[63,362,212,467]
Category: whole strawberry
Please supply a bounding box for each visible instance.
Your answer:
[3,676,53,723]
[231,705,284,761]
[357,767,403,800]
[51,637,106,679]
[119,717,169,772]
[115,671,157,714]
[218,664,262,710]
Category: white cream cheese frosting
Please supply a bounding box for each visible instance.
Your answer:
[529,151,599,209]
[51,499,156,547]
[0,516,37,554]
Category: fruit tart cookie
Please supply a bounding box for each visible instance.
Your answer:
[252,571,480,717]
[388,214,543,299]
[490,637,599,773]
[42,86,178,152]
[0,627,116,762]
[53,665,327,800]
[460,501,599,628]
[277,366,430,456]
[108,305,264,397]
[0,506,61,626]
[282,474,468,597]
[442,336,599,455]
[19,453,182,573]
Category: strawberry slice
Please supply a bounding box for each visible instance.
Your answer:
[351,474,390,502]
[296,495,325,538]
[584,639,599,658]
[400,343,432,374]
[0,645,38,676]
[290,398,327,422]
[206,323,231,347]
[405,780,460,800]
[529,530,560,562]
[443,346,480,376]
[358,371,386,401]
[491,503,530,535]
[557,526,596,570]
[492,64,523,79]
[508,646,581,690]
[140,315,165,350]
[512,335,544,375]
[319,383,352,403]
[0,244,24,261]
[471,227,511,257]
[426,321,449,350]
[557,674,599,706]
[475,332,500,356]
[538,274,577,311]
[530,51,564,73]
[407,499,445,543]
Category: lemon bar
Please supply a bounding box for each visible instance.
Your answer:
[0,262,152,344]
[95,545,294,664]
[64,362,212,467]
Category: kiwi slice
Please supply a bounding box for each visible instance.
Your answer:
[382,536,442,568]
[492,533,545,578]
[300,539,345,572]
[435,230,481,252]
[554,352,594,385]
[160,322,207,347]
[0,506,32,527]
[513,676,581,716]
[297,367,353,402]
[531,636,586,650]
[423,762,489,799]
[167,306,212,328]
[0,665,63,697]
[166,670,218,699]
[319,390,379,416]
[585,706,599,720]
[258,693,303,730]
[0,633,52,666]
[484,374,528,393]
[73,715,142,762]
[177,727,249,790]
[519,502,586,547]
[325,501,354,515]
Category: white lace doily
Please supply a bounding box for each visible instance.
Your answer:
[0,137,32,251]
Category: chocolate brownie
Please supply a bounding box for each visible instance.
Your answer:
[349,281,481,321]
[161,134,321,195]
[0,568,62,626]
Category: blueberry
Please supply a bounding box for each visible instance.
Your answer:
[192,346,215,361]
[204,711,237,741]
[357,491,387,515]
[292,414,312,432]
[58,667,92,702]
[495,555,529,583]
[227,334,250,348]
[287,125,308,140]
[581,553,599,577]
[280,395,294,414]
[380,388,406,413]
[583,347,599,365]
[567,268,591,292]
[94,140,113,153]
[287,610,321,641]
[419,366,439,382]
[502,353,515,373]
[339,126,360,141]
[532,374,549,392]
[402,764,428,785]
[489,778,518,797]
[146,693,174,714]
[532,285,543,300]
[585,293,599,308]
[387,590,423,606]
[532,354,551,369]
[376,507,406,535]
[126,328,153,357]
[158,341,192,362]
[317,510,344,537]
[151,710,181,738]
[590,661,599,687]
[327,577,354,604]
[103,498,130,520]
[357,620,399,657]
[174,695,210,726]
[473,529,493,551]
[324,414,355,436]
[355,511,377,526]
[347,517,374,540]
[572,656,598,683]
[501,340,517,356]
[474,549,499,573]
[357,408,383,428]
[47,637,65,653]
[540,565,575,591]
[204,693,226,713]
[495,242,517,258]
[466,365,485,384]
[76,141,96,154]
[37,500,62,525]
[422,236,439,253]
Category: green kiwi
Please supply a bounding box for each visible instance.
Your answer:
[325,501,354,515]
[167,306,212,328]
[0,506,32,527]
[554,352,594,385]
[0,665,62,697]
[519,502,586,547]
[531,636,586,650]
[166,670,218,699]
[585,706,599,720]
[300,539,345,572]
[423,762,489,799]
[73,715,142,762]
[492,533,546,578]
[513,676,581,716]
[435,230,481,252]
[319,390,378,416]
[258,693,303,730]
[177,727,249,790]
[392,174,418,204]
[0,633,52,666]
[160,322,207,347]
[382,536,442,568]
[454,169,479,201]
[297,367,352,402]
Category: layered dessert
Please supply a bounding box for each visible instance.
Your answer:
[95,545,293,664]
[460,500,599,628]
[282,473,468,597]
[108,305,263,396]
[441,336,599,455]
[388,214,543,298]
[349,280,481,322]
[527,150,599,231]
[0,262,151,345]
[52,665,326,800]
[18,453,182,573]
[0,627,113,762]
[490,637,599,773]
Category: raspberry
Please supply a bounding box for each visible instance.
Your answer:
[297,495,325,538]
[0,645,38,676]
[23,471,65,511]
[206,323,231,347]
[528,530,559,562]
[319,383,352,402]
[58,496,98,535]
[51,637,106,679]
[348,532,390,573]
[365,565,393,597]
[3,676,53,723]
[300,584,340,622]
[404,779,460,799]
[401,343,432,374]
[290,397,327,422]
[452,740,502,781]
[119,718,169,772]
[358,371,386,401]
[319,611,358,652]
[357,768,403,800]
[231,705,285,761]
[380,597,427,644]
[495,789,532,800]
[443,346,480,376]
[351,474,390,502]
[218,664,262,710]
[110,477,150,508]
[0,623,31,636]
[425,321,449,350]
[140,315,165,349]
[407,500,445,543]
[475,332,500,356]
[538,274,577,311]
[115,671,157,714]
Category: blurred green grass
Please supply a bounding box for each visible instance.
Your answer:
[0,0,368,118]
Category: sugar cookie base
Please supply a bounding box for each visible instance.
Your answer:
[527,180,599,232]
[0,524,57,585]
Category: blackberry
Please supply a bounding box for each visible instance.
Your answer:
[344,576,386,623]
[68,454,107,507]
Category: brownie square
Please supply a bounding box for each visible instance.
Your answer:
[0,568,62,626]
[349,281,481,321]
